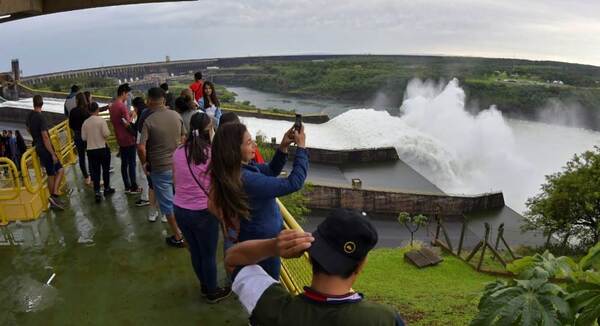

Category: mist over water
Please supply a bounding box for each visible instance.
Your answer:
[397,79,534,207]
[241,78,600,213]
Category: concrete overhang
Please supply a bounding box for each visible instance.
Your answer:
[0,0,194,23]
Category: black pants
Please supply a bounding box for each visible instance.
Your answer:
[119,145,137,190]
[87,147,111,192]
[74,132,89,178]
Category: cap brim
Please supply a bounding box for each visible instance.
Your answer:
[309,229,359,276]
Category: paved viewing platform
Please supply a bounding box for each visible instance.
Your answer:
[0,166,246,325]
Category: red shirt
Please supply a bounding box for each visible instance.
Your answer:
[109,100,136,147]
[254,148,265,164]
[189,81,204,102]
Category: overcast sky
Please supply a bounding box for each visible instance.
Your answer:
[1,0,600,76]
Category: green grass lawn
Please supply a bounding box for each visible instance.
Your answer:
[356,248,499,326]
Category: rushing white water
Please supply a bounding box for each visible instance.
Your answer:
[241,79,600,213]
[3,82,599,213]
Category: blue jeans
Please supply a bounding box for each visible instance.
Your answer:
[119,145,137,190]
[151,170,174,216]
[74,132,88,178]
[175,206,219,292]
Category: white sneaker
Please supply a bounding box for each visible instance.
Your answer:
[160,214,167,223]
[148,210,159,222]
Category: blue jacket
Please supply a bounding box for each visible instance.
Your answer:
[239,147,309,242]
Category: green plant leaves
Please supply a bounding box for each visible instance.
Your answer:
[567,282,600,326]
[507,251,577,280]
[473,243,600,325]
[579,242,600,271]
[470,278,571,326]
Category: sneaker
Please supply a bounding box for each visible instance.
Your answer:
[95,192,102,203]
[148,210,159,222]
[126,187,142,195]
[48,196,65,210]
[135,199,150,207]
[206,287,233,304]
[165,235,185,248]
[104,188,116,196]
[160,214,168,223]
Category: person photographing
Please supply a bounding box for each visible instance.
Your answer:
[211,120,309,280]
[226,208,406,326]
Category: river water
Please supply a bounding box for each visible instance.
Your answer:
[227,81,600,214]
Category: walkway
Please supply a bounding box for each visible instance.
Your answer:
[0,163,247,325]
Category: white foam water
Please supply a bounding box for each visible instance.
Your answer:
[242,78,600,213]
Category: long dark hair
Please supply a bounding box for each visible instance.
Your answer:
[185,112,212,165]
[203,81,220,109]
[75,92,88,111]
[210,123,250,225]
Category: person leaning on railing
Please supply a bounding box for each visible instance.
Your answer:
[226,208,406,326]
[26,95,66,210]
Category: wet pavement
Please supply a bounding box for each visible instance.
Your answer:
[0,166,247,326]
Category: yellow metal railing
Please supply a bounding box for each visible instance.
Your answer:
[49,120,77,167]
[0,149,49,225]
[278,199,313,295]
[0,120,76,224]
[17,82,113,101]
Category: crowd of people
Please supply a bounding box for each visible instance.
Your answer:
[25,71,405,325]
[0,129,27,167]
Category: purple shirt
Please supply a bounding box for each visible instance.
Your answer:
[173,146,211,211]
[109,100,136,147]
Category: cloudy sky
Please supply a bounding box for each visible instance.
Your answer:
[1,0,600,75]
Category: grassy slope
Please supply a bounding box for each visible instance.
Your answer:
[357,248,498,326]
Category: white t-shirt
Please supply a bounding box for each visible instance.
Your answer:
[205,104,217,119]
[232,265,278,314]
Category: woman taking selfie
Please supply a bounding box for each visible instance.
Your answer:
[173,112,231,303]
[210,123,308,279]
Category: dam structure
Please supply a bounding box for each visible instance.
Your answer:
[0,71,544,250]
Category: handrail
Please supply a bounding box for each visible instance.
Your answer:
[17,82,113,100]
[0,158,21,200]
[20,148,44,193]
[277,198,313,295]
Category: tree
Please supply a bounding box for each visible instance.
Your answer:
[397,212,428,247]
[524,146,600,250]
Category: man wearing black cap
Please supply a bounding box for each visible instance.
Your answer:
[226,208,405,326]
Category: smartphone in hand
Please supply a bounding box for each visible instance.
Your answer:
[293,114,302,132]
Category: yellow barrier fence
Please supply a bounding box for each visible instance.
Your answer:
[0,149,49,225]
[278,199,314,294]
[49,120,77,167]
[0,120,76,224]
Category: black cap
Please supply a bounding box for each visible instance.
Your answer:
[309,209,378,276]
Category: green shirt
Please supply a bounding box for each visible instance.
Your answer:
[233,265,405,326]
